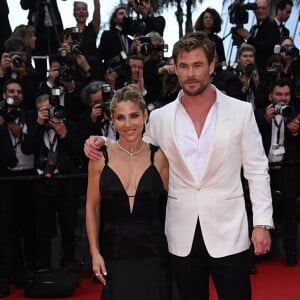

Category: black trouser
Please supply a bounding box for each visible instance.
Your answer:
[281,165,300,255]
[0,170,35,285]
[170,221,251,300]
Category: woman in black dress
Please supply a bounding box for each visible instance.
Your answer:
[86,84,171,300]
[194,8,226,65]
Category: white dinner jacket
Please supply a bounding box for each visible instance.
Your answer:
[143,87,273,258]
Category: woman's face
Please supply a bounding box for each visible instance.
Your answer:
[203,12,214,30]
[112,100,147,142]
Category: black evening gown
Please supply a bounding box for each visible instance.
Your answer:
[99,144,171,300]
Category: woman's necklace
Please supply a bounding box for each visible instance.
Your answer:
[116,140,145,163]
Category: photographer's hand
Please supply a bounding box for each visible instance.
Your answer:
[76,54,91,76]
[11,62,27,79]
[91,104,103,123]
[50,119,67,138]
[0,116,5,126]
[235,27,250,40]
[104,70,117,90]
[287,118,299,135]
[0,52,10,76]
[7,121,22,138]
[37,107,50,125]
[265,104,275,122]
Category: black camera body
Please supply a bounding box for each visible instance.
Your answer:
[268,64,281,74]
[48,88,65,122]
[281,45,300,60]
[138,36,168,56]
[101,84,113,117]
[228,1,257,25]
[108,51,132,79]
[235,63,256,77]
[9,53,23,68]
[0,97,21,122]
[273,102,293,117]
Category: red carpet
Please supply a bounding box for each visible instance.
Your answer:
[7,257,300,299]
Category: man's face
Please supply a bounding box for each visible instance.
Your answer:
[129,58,143,82]
[278,4,292,23]
[74,2,88,24]
[174,48,215,97]
[114,8,126,26]
[238,50,255,68]
[3,83,23,106]
[269,85,291,105]
[136,0,152,16]
[255,0,269,23]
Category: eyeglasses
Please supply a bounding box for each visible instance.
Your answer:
[203,15,214,20]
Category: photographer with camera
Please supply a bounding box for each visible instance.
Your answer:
[234,0,280,74]
[21,93,84,272]
[38,54,86,122]
[98,5,131,68]
[131,31,167,104]
[73,1,100,58]
[123,0,165,37]
[0,38,40,110]
[255,78,300,267]
[0,78,36,295]
[255,54,287,109]
[233,43,260,109]
[79,81,116,171]
[57,27,104,83]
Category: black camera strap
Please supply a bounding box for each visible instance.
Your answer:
[273,117,283,145]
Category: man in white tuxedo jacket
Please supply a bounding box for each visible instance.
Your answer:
[144,31,273,300]
[84,31,273,300]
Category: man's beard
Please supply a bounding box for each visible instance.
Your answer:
[181,78,210,96]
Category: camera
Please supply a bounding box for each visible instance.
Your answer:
[236,63,255,77]
[48,88,65,122]
[101,84,113,117]
[108,51,132,79]
[268,64,281,74]
[0,97,21,122]
[228,0,257,25]
[273,102,293,117]
[281,45,299,60]
[138,36,168,56]
[9,53,23,68]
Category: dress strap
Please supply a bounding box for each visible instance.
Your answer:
[149,144,159,164]
[100,145,108,164]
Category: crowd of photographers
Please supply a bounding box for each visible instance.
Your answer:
[0,0,300,297]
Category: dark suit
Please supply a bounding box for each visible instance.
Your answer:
[0,0,11,55]
[272,19,290,40]
[98,27,132,67]
[248,18,280,71]
[255,108,300,258]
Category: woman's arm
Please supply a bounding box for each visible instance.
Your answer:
[86,157,108,285]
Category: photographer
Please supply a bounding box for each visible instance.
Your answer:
[57,27,105,83]
[38,54,86,121]
[255,79,300,267]
[0,78,36,294]
[79,81,115,171]
[73,1,100,58]
[21,93,84,271]
[98,5,131,66]
[235,0,280,73]
[234,43,260,109]
[0,37,40,109]
[123,0,165,37]
[131,31,167,104]
[255,54,287,109]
